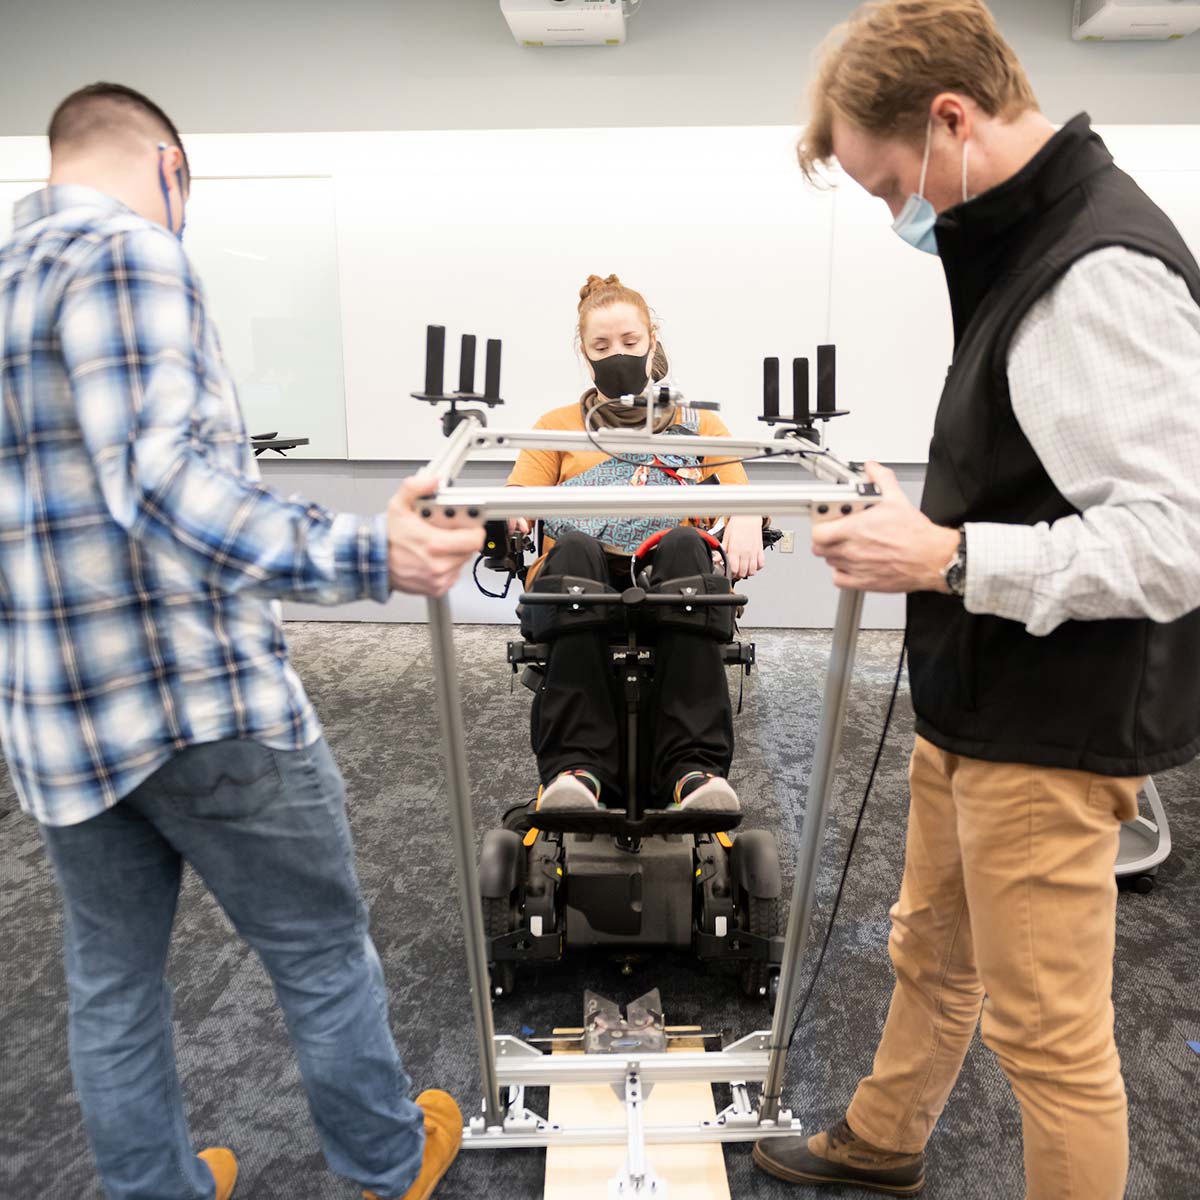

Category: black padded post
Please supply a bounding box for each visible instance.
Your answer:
[762,357,780,420]
[792,357,811,423]
[458,333,477,394]
[425,325,446,398]
[484,338,502,401]
[817,344,837,415]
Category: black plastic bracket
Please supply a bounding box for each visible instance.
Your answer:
[412,325,506,437]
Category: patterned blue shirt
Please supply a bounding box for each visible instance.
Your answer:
[0,186,388,826]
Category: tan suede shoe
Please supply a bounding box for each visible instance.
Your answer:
[753,1118,925,1195]
[364,1090,464,1200]
[197,1148,238,1200]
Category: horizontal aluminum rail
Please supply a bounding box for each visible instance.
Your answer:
[470,424,862,486]
[424,483,872,520]
[459,1119,802,1151]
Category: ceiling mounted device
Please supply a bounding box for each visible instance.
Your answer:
[1072,0,1200,41]
[500,0,642,48]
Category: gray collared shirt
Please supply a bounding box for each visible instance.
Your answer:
[965,246,1200,637]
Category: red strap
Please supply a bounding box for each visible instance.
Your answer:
[633,527,721,563]
[651,456,690,484]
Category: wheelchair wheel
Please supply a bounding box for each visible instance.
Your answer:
[501,797,539,837]
[738,892,784,1005]
[483,894,519,1000]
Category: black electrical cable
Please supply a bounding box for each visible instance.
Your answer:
[785,635,908,1056]
[472,555,515,600]
[582,397,834,474]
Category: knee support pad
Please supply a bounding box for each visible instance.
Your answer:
[519,574,619,642]
[651,573,735,641]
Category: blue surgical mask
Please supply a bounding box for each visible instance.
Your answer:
[157,142,186,241]
[892,119,971,256]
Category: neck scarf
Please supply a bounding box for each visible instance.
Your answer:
[581,387,676,433]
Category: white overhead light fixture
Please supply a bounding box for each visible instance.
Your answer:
[1072,0,1200,41]
[499,0,641,48]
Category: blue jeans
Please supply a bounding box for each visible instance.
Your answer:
[39,737,425,1200]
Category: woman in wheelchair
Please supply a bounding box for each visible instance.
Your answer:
[506,274,765,818]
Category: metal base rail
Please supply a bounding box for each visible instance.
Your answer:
[424,414,870,1191]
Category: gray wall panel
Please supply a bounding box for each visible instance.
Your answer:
[4,0,1200,136]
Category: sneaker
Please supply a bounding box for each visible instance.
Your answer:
[197,1148,237,1200]
[672,772,740,814]
[364,1089,463,1200]
[752,1118,925,1195]
[538,769,602,812]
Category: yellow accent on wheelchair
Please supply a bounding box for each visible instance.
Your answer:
[716,831,733,850]
[523,828,539,847]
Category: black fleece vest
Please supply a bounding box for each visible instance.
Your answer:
[907,114,1200,776]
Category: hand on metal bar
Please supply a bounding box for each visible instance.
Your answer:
[811,462,957,594]
[388,475,484,597]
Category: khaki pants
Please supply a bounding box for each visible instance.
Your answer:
[847,736,1142,1200]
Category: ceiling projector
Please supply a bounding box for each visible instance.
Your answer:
[1072,0,1200,40]
[500,0,628,47]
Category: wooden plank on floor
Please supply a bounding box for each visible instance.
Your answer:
[543,1028,732,1200]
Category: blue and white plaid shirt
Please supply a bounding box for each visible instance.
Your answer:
[0,185,388,826]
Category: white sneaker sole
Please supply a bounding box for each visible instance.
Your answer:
[677,777,741,814]
[538,775,601,812]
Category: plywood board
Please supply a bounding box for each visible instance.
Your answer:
[543,1030,731,1200]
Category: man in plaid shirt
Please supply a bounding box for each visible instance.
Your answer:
[0,84,476,1200]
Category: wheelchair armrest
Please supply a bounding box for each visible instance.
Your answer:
[529,806,744,837]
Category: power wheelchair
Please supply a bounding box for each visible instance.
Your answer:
[476,524,788,1009]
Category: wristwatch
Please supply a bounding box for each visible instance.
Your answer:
[941,528,968,598]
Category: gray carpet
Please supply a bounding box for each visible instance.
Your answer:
[1,623,1197,1200]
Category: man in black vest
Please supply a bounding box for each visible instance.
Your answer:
[754,3,1200,1198]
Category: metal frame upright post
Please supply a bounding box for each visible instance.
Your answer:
[759,585,865,1119]
[427,593,504,1127]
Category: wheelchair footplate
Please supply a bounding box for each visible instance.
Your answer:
[527,806,744,837]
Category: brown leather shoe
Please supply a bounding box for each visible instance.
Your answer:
[197,1148,238,1200]
[753,1118,925,1195]
[363,1090,464,1200]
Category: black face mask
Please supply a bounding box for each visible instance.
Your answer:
[587,350,651,399]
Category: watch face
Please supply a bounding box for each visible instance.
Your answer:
[947,559,967,596]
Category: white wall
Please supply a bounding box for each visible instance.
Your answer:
[5,123,1198,467]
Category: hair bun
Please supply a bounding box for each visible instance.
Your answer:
[579,273,622,306]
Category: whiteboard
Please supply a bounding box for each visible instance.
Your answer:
[0,176,347,460]
[335,126,834,460]
[183,177,346,458]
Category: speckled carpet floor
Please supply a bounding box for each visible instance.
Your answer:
[1,624,1197,1199]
